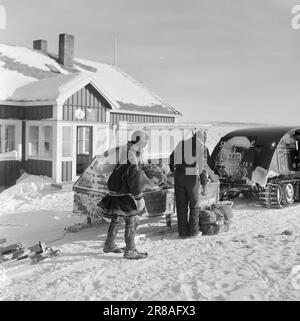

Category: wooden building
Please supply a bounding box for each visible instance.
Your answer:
[0,34,181,190]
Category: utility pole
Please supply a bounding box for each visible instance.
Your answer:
[0,4,7,30]
[114,37,118,66]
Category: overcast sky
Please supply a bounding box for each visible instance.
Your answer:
[1,0,300,125]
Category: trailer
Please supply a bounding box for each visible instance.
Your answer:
[210,126,300,208]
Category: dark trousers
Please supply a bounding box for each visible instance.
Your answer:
[174,170,200,237]
[104,215,139,251]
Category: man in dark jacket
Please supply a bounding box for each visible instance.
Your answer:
[99,130,149,260]
[169,130,214,238]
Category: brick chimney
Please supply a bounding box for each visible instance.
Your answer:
[58,33,74,68]
[33,40,48,53]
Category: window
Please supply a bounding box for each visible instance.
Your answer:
[5,126,15,152]
[77,127,90,155]
[0,124,16,154]
[28,125,53,158]
[62,127,72,157]
[29,126,39,156]
[41,126,52,156]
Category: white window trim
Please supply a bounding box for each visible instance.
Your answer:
[40,127,53,158]
[77,126,90,155]
[54,122,110,184]
[28,125,39,157]
[26,121,54,161]
[0,120,22,161]
[0,124,5,154]
[62,125,73,160]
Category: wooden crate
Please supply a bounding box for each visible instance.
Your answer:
[143,188,175,217]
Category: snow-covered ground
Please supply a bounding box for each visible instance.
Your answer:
[1,122,300,301]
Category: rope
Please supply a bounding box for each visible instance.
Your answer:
[45,230,68,245]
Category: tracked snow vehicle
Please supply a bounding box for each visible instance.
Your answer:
[210,127,300,208]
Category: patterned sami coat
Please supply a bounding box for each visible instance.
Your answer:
[98,142,145,217]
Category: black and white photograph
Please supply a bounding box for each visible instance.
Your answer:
[1,0,300,304]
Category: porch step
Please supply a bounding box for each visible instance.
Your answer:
[51,182,74,192]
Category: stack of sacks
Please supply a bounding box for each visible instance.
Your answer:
[199,210,217,226]
[216,205,234,223]
[199,205,233,236]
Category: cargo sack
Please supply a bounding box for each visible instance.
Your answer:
[200,206,232,236]
[199,210,217,225]
[143,164,168,187]
[218,205,234,223]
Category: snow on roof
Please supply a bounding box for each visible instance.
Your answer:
[0,43,180,116]
[10,73,87,102]
[0,67,36,100]
[9,72,120,109]
[75,58,180,115]
[0,44,67,73]
[0,43,68,101]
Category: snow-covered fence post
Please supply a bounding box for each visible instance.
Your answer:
[0,4,6,30]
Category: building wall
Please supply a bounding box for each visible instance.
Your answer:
[63,84,109,122]
[0,105,25,119]
[0,105,53,120]
[26,159,52,177]
[0,161,22,191]
[25,105,53,120]
[63,105,106,122]
[61,161,72,182]
[110,112,175,124]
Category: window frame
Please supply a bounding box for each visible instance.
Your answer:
[0,120,21,161]
[40,126,53,157]
[5,125,16,153]
[62,125,73,158]
[28,125,39,157]
[77,126,90,155]
[27,123,54,161]
[0,124,16,154]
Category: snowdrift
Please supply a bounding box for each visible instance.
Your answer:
[0,174,72,216]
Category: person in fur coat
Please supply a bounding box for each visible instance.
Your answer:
[98,130,149,260]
